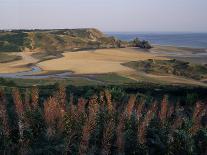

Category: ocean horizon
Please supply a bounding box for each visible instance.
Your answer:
[106,32,207,48]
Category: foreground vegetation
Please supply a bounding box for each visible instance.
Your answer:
[0,85,206,154]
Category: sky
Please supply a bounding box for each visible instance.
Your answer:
[0,0,207,32]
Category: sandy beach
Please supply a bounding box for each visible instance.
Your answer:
[38,48,167,74]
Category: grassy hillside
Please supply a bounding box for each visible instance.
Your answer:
[0,32,31,52]
[0,29,127,53]
[0,53,21,63]
[124,59,207,80]
[0,29,151,53]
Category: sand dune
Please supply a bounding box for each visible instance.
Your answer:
[38,48,167,74]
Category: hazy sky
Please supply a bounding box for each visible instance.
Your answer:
[0,0,207,32]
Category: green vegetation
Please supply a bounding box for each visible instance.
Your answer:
[93,73,135,84]
[130,38,152,49]
[0,29,151,54]
[0,85,206,154]
[0,32,31,52]
[0,53,21,63]
[0,77,98,87]
[33,29,124,51]
[0,73,135,87]
[124,59,207,80]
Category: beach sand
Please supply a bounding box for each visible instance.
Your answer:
[38,48,167,74]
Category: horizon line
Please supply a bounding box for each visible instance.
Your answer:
[0,28,207,34]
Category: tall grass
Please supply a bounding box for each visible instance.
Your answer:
[78,96,99,155]
[0,87,206,154]
[190,102,206,135]
[0,88,10,137]
[138,102,157,144]
[12,88,25,141]
[159,95,168,124]
[115,95,136,154]
[44,96,64,137]
[31,87,39,110]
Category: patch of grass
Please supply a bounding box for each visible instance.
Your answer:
[0,53,22,63]
[95,73,136,84]
[32,50,63,62]
[0,73,135,87]
[0,32,31,52]
[124,59,207,80]
[0,77,101,87]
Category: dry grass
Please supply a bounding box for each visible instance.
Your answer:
[31,87,39,110]
[43,97,65,137]
[101,118,115,155]
[159,95,168,124]
[78,96,99,154]
[189,102,206,135]
[115,95,137,153]
[138,102,157,144]
[0,88,10,137]
[12,88,24,117]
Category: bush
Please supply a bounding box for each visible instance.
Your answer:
[131,38,152,49]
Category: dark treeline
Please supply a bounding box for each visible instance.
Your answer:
[0,85,207,155]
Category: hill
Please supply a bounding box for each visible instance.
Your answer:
[0,28,152,53]
[0,29,128,53]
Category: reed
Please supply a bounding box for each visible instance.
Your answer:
[116,116,126,155]
[138,102,157,144]
[0,89,10,137]
[100,91,105,111]
[125,95,136,119]
[12,88,24,117]
[167,104,174,119]
[172,116,183,130]
[55,85,66,111]
[43,97,64,137]
[189,102,206,135]
[12,88,25,141]
[115,95,136,154]
[105,90,113,113]
[78,95,99,155]
[0,86,206,154]
[136,100,145,122]
[77,97,86,114]
[31,87,39,110]
[159,95,168,124]
[101,118,115,155]
[24,88,30,110]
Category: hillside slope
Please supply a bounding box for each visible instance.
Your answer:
[0,29,127,53]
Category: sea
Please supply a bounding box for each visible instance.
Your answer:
[106,32,207,49]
